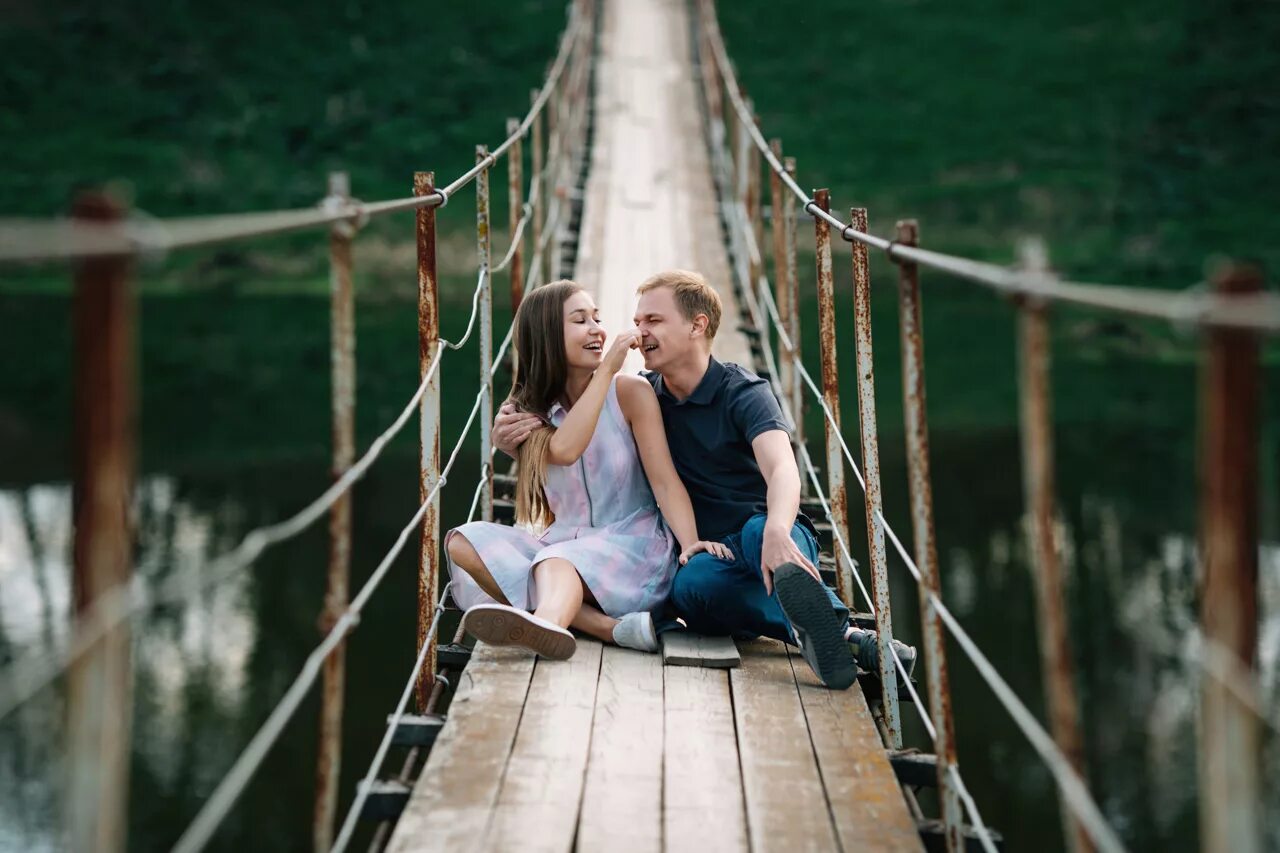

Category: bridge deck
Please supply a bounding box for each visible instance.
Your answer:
[387,638,922,853]
[386,0,921,848]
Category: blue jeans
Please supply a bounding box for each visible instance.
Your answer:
[669,513,848,644]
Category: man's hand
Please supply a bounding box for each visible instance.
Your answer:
[759,521,819,595]
[493,401,543,458]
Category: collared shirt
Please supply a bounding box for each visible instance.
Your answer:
[645,357,810,541]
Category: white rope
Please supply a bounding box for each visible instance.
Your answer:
[329,583,453,853]
[0,339,453,721]
[174,385,486,852]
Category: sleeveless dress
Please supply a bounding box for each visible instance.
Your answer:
[446,377,678,617]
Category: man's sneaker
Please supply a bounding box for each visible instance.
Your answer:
[774,563,857,690]
[846,627,917,678]
[613,611,660,652]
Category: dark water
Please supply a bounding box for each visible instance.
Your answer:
[0,287,1276,852]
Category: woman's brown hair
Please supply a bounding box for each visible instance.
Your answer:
[509,279,582,529]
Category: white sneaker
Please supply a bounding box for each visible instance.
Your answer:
[463,603,576,660]
[612,611,659,653]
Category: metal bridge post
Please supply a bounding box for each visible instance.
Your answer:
[476,147,495,523]
[414,171,441,713]
[848,207,903,751]
[783,156,804,465]
[531,89,546,289]
[768,140,793,420]
[746,108,766,358]
[314,171,356,853]
[809,189,855,612]
[1016,241,1092,853]
[67,190,135,853]
[506,118,525,311]
[1197,262,1263,853]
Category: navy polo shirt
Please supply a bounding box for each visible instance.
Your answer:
[645,357,813,541]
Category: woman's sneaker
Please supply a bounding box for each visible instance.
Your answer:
[846,627,917,678]
[612,611,660,652]
[463,603,577,660]
[774,563,857,690]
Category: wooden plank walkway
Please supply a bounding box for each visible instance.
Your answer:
[387,0,922,849]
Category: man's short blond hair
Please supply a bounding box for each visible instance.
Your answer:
[636,269,722,339]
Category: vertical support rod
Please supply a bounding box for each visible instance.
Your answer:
[313,172,355,853]
[476,147,495,523]
[810,189,853,608]
[1198,263,1263,853]
[1017,242,1092,853]
[746,110,765,358]
[414,171,441,713]
[530,89,546,289]
[768,139,793,419]
[848,207,903,751]
[67,190,135,853]
[893,219,962,848]
[506,118,525,312]
[783,156,804,464]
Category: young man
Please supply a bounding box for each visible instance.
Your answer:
[494,270,913,688]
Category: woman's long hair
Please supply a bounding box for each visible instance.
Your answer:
[510,280,582,529]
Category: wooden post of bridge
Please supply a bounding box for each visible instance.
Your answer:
[313,171,356,853]
[67,190,136,853]
[476,146,495,523]
[530,89,546,289]
[809,189,855,614]
[1197,262,1263,853]
[414,171,441,713]
[1016,240,1091,853]
[847,206,903,752]
[506,118,525,312]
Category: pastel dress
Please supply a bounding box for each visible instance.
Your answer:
[446,377,678,617]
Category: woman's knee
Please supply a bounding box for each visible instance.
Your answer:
[445,530,476,565]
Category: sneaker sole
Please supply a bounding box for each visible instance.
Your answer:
[774,564,857,690]
[464,607,577,661]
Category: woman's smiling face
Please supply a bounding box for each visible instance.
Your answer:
[562,289,606,370]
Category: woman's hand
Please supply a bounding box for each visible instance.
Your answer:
[679,540,734,565]
[602,327,641,375]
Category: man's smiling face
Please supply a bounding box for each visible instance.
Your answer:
[634,285,695,373]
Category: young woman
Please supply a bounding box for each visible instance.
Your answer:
[445,280,729,659]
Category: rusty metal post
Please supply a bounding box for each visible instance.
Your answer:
[313,172,355,853]
[414,172,441,713]
[1198,262,1264,853]
[768,140,793,417]
[810,189,854,610]
[746,114,766,357]
[67,191,135,853]
[476,147,495,523]
[506,118,526,311]
[530,89,546,289]
[894,219,962,849]
[1017,242,1092,853]
[783,157,804,458]
[848,207,903,751]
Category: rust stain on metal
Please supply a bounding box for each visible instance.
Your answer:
[892,219,963,851]
[415,171,441,713]
[314,171,356,853]
[1017,243,1093,853]
[506,118,525,311]
[1198,262,1263,853]
[530,90,546,288]
[68,190,135,853]
[848,207,903,751]
[476,147,495,523]
[783,157,803,436]
[768,140,793,422]
[810,189,854,615]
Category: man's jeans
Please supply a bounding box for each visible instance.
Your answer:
[670,513,848,644]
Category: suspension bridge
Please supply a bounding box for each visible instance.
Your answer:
[0,0,1275,851]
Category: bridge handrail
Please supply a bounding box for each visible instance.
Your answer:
[0,10,583,264]
[699,7,1279,335]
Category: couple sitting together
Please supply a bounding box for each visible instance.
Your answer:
[445,270,913,689]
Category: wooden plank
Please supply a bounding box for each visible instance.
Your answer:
[385,642,535,853]
[663,665,748,853]
[731,639,839,853]
[482,638,604,851]
[577,646,664,853]
[787,648,925,852]
[661,632,741,668]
